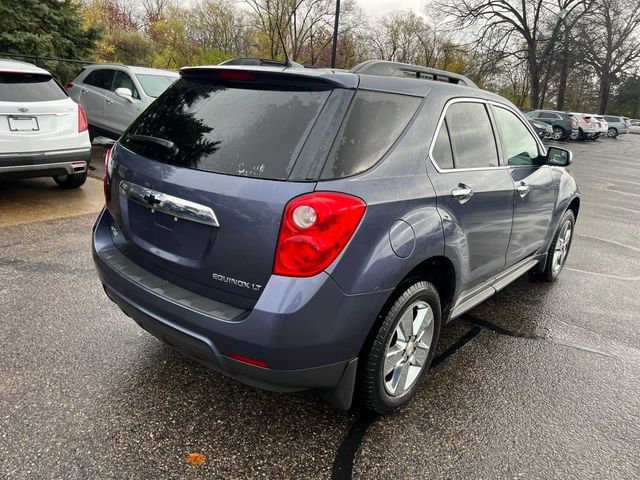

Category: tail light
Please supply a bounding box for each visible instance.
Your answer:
[65,82,73,90]
[103,147,113,203]
[274,192,366,277]
[78,104,88,132]
[569,119,575,127]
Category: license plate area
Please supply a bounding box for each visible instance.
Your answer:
[8,116,39,132]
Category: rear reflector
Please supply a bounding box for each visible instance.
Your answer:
[78,104,88,133]
[103,147,113,203]
[228,353,268,368]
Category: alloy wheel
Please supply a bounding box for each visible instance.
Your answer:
[552,220,572,274]
[383,301,434,396]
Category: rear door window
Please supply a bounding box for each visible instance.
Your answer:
[84,69,116,90]
[445,102,499,168]
[0,73,67,102]
[120,75,331,180]
[320,91,421,179]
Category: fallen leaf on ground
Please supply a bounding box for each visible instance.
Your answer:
[186,452,206,465]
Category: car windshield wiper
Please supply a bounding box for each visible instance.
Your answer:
[129,135,179,155]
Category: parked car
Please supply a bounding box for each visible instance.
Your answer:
[602,115,629,137]
[592,115,609,137]
[92,60,579,414]
[0,59,91,188]
[67,64,179,138]
[524,109,577,140]
[568,113,598,140]
[629,120,640,134]
[528,119,553,140]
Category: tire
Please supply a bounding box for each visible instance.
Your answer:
[530,209,575,282]
[359,281,441,415]
[608,127,618,138]
[53,171,87,189]
[569,130,580,141]
[552,126,565,141]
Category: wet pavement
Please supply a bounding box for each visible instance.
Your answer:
[1,136,639,479]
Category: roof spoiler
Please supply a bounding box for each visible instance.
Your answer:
[219,57,305,69]
[349,60,477,88]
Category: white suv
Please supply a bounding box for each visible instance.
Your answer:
[0,59,91,188]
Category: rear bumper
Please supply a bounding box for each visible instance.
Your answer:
[92,208,391,406]
[0,147,91,178]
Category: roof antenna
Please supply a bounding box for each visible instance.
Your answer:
[275,22,292,68]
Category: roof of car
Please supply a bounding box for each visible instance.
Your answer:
[0,58,50,75]
[180,64,510,106]
[84,64,179,76]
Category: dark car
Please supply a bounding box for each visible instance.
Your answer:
[525,109,578,141]
[528,119,553,140]
[93,61,579,414]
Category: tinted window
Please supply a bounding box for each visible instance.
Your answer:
[493,107,542,166]
[136,74,177,98]
[112,71,139,99]
[0,73,67,102]
[431,120,454,169]
[445,102,499,168]
[84,69,116,90]
[320,91,421,179]
[120,76,330,180]
[604,116,618,122]
[539,112,559,119]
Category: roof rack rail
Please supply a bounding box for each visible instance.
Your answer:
[349,60,477,88]
[219,57,305,69]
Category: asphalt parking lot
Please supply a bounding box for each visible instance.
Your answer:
[1,136,639,479]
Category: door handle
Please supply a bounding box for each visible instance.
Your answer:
[451,184,473,204]
[516,182,531,197]
[106,98,114,104]
[81,88,88,94]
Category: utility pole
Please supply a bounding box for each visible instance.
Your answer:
[330,0,341,68]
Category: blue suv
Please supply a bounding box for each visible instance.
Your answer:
[93,60,579,414]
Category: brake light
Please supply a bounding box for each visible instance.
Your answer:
[103,147,112,203]
[216,70,255,82]
[274,192,366,277]
[78,104,88,132]
[65,82,73,90]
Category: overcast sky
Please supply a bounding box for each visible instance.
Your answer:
[358,0,424,18]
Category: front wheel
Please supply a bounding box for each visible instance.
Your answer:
[530,210,575,282]
[53,171,87,189]
[359,281,441,415]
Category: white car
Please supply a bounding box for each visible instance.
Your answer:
[630,120,640,134]
[568,112,599,140]
[67,65,178,138]
[0,59,91,188]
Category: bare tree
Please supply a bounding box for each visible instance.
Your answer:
[437,0,591,108]
[581,0,640,113]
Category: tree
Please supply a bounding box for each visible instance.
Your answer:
[437,0,591,109]
[0,0,101,81]
[581,0,640,113]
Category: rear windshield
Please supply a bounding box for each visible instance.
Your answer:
[0,73,67,102]
[120,75,330,180]
[135,74,177,98]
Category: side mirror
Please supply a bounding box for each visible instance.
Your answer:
[547,146,572,166]
[115,87,134,102]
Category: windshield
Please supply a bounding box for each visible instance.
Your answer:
[135,74,178,98]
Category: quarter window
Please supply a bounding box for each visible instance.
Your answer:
[444,102,499,169]
[431,119,454,169]
[493,107,543,166]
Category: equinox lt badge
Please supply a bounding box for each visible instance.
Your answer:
[212,273,262,292]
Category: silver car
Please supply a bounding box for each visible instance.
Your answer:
[67,65,178,137]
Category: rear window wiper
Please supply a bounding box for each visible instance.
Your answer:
[129,135,179,156]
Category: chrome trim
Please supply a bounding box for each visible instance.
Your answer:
[0,147,90,158]
[119,181,219,227]
[0,161,86,175]
[427,97,547,174]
